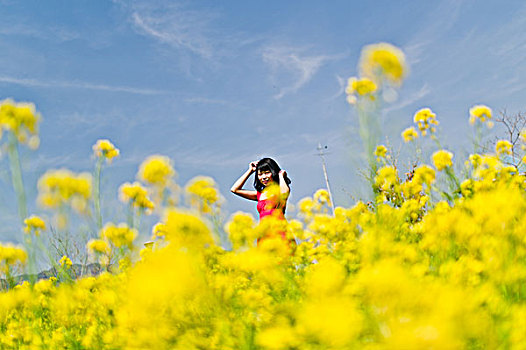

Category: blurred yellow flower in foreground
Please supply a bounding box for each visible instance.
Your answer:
[23,215,46,236]
[92,139,120,161]
[151,222,168,240]
[138,155,175,187]
[359,42,407,85]
[162,209,214,249]
[225,212,257,250]
[432,150,453,171]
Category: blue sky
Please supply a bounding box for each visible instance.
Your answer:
[1,0,526,242]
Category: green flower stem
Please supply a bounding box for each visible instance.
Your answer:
[211,209,228,249]
[432,135,444,150]
[474,122,483,153]
[441,166,461,203]
[93,156,104,230]
[413,138,423,164]
[126,202,134,229]
[24,233,37,284]
[356,100,381,187]
[5,268,15,290]
[133,207,142,231]
[36,236,72,283]
[7,132,27,224]
[445,166,460,189]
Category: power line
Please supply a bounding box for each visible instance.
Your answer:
[317,143,335,216]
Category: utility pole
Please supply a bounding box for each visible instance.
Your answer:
[317,143,335,216]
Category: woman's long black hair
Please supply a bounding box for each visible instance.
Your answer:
[253,157,291,192]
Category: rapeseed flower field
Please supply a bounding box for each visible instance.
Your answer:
[0,43,524,349]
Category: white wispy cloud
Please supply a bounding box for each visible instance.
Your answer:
[384,84,431,113]
[488,4,526,68]
[403,0,466,65]
[117,0,266,62]
[404,2,526,103]
[325,74,346,101]
[120,1,217,59]
[0,20,79,43]
[262,46,344,99]
[183,97,233,106]
[0,75,168,95]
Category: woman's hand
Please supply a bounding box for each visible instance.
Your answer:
[278,169,290,199]
[249,161,258,173]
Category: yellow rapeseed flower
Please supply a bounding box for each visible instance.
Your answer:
[460,179,475,197]
[138,155,175,187]
[0,99,41,146]
[495,140,512,156]
[59,255,73,269]
[402,126,419,142]
[432,150,453,171]
[469,153,482,168]
[298,197,315,218]
[296,296,363,347]
[374,144,388,160]
[100,223,137,249]
[185,176,220,214]
[471,155,504,181]
[163,209,213,249]
[313,189,331,206]
[225,212,257,250]
[23,215,46,236]
[401,180,423,198]
[375,166,398,191]
[119,182,154,212]
[151,222,168,240]
[359,42,407,86]
[86,239,111,255]
[345,77,377,104]
[0,243,27,273]
[92,139,120,161]
[37,169,92,213]
[413,107,439,136]
[413,165,436,185]
[469,104,492,126]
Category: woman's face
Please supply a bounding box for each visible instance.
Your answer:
[257,169,273,187]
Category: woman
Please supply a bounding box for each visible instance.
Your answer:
[231,158,291,242]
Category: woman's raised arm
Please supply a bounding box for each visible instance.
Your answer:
[230,162,258,201]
